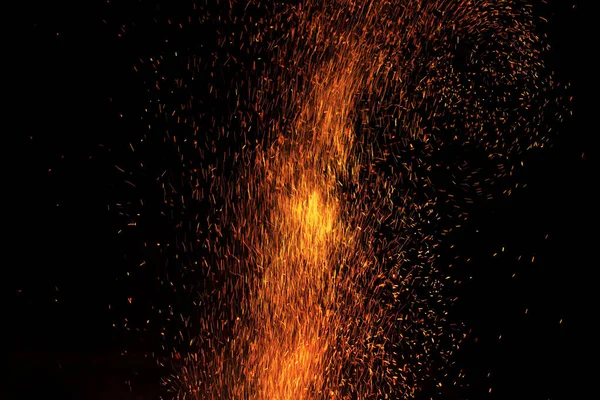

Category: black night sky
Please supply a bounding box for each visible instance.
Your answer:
[8,1,594,399]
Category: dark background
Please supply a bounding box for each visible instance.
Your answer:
[8,0,594,398]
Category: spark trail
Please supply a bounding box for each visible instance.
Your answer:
[109,0,565,398]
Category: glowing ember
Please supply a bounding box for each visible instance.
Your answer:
[108,0,565,398]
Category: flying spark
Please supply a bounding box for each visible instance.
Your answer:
[106,0,565,398]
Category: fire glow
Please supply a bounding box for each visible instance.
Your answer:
[114,0,564,398]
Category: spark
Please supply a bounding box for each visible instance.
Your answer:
[107,0,565,398]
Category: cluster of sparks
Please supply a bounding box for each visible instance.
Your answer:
[106,0,565,398]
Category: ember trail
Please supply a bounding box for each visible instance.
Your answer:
[111,1,563,398]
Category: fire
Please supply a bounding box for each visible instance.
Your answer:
[149,0,564,398]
